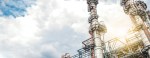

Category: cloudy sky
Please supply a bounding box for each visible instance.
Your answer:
[0,0,149,58]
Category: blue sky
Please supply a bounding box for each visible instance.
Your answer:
[0,0,35,17]
[0,0,149,58]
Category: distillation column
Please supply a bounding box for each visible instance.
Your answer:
[121,0,150,57]
[87,0,107,58]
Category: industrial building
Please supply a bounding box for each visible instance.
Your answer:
[62,0,150,58]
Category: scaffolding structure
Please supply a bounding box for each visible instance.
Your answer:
[62,33,148,58]
[105,33,145,58]
[62,0,150,58]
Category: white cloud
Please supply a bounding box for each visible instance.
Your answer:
[0,0,88,58]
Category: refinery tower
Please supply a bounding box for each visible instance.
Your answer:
[62,0,150,58]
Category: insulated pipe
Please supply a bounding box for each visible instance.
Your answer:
[94,30,103,58]
[140,30,150,56]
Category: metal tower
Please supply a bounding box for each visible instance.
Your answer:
[121,0,150,57]
[87,0,107,58]
[62,0,107,58]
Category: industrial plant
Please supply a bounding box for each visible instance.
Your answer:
[62,0,150,58]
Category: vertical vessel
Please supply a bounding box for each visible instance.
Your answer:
[87,0,107,58]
